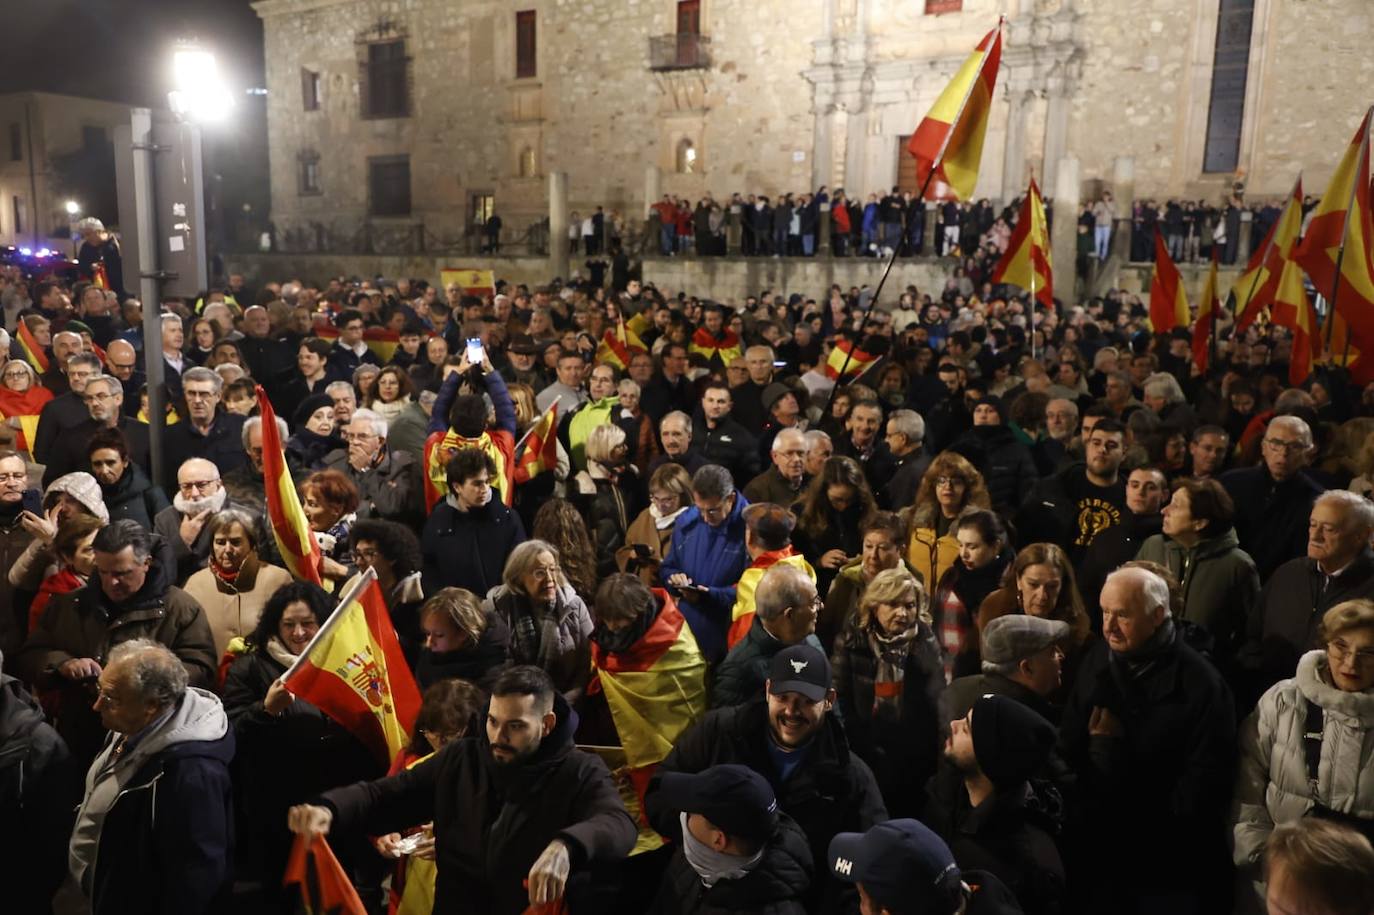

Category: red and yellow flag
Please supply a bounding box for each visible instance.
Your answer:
[1271,259,1323,386]
[1148,229,1189,333]
[422,428,515,511]
[281,569,422,765]
[17,321,49,374]
[588,592,707,853]
[257,385,324,586]
[1294,109,1374,375]
[597,322,646,370]
[312,319,405,363]
[516,401,560,483]
[1192,252,1221,374]
[283,834,367,914]
[729,550,817,649]
[906,20,1003,201]
[688,326,742,367]
[991,178,1053,310]
[1234,177,1304,331]
[824,338,878,381]
[91,262,110,290]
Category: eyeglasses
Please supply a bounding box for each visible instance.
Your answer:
[342,432,377,442]
[789,594,823,617]
[184,389,217,400]
[83,392,114,402]
[0,472,26,483]
[935,476,966,488]
[2,370,28,379]
[1263,438,1306,454]
[1329,639,1374,666]
[178,479,220,495]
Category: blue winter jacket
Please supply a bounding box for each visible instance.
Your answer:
[659,493,751,662]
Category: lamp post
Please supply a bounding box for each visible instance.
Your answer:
[64,200,80,258]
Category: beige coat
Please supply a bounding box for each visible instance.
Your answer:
[183,556,294,657]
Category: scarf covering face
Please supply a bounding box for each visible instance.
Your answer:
[867,623,918,719]
[651,502,688,531]
[679,811,765,888]
[173,486,227,517]
[589,598,661,655]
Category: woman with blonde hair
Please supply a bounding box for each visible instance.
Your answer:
[901,452,992,592]
[572,422,645,577]
[830,566,944,816]
[414,586,511,689]
[618,462,691,585]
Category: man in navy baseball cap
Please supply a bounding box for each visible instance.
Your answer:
[828,818,1023,914]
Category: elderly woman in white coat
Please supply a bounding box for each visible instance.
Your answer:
[1233,598,1374,900]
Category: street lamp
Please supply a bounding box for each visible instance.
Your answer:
[168,46,234,124]
[64,200,80,216]
[65,200,80,257]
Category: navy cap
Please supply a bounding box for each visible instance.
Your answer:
[829,819,963,914]
[768,643,831,702]
[653,764,779,843]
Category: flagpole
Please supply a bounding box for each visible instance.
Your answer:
[1234,173,1301,331]
[280,566,379,684]
[822,18,1004,416]
[514,395,561,453]
[1324,107,1373,354]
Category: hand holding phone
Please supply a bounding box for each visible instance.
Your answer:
[466,337,485,366]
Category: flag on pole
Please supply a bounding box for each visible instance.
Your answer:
[991,178,1053,310]
[1270,262,1323,386]
[257,385,324,586]
[824,338,879,381]
[597,321,646,370]
[516,400,560,482]
[1293,109,1374,368]
[1148,229,1189,332]
[16,321,49,373]
[906,20,1004,200]
[1234,177,1304,331]
[1192,252,1220,374]
[281,568,422,765]
[283,834,368,915]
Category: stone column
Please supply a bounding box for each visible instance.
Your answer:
[643,165,661,255]
[1109,155,1135,263]
[548,171,569,280]
[1051,155,1080,306]
[1001,90,1028,205]
[923,202,939,256]
[1042,90,1070,194]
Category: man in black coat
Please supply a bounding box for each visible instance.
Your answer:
[236,305,296,389]
[1220,414,1324,580]
[1015,418,1128,568]
[949,396,1038,518]
[877,408,930,511]
[161,367,248,489]
[421,447,527,598]
[639,343,696,425]
[1076,465,1166,619]
[289,666,637,915]
[41,374,149,487]
[31,352,102,469]
[1060,566,1235,913]
[648,644,888,914]
[693,382,760,487]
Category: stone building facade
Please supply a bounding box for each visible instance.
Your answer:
[253,0,1373,254]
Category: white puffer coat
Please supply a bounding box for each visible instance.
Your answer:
[1233,649,1374,866]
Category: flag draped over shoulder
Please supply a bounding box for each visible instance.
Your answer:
[729,550,817,649]
[1148,229,1189,332]
[906,21,1003,201]
[16,321,49,373]
[1294,109,1374,381]
[588,591,707,854]
[422,428,515,511]
[282,569,422,765]
[991,178,1053,310]
[257,385,324,586]
[1234,177,1304,331]
[283,834,367,915]
[688,327,742,367]
[515,400,559,483]
[1192,253,1220,374]
[824,339,878,381]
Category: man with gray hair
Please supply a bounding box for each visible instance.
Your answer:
[69,638,232,915]
[222,414,293,514]
[802,428,833,478]
[648,410,706,476]
[1221,413,1324,579]
[1061,565,1236,912]
[41,329,85,394]
[744,427,809,506]
[878,408,929,509]
[710,562,823,708]
[42,373,150,487]
[163,366,249,485]
[33,351,104,467]
[324,407,421,525]
[326,379,357,430]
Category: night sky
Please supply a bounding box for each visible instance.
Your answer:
[10,0,264,106]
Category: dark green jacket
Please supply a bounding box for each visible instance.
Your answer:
[1134,526,1259,654]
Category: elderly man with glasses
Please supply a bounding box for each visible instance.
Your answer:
[32,352,103,469]
[152,457,255,584]
[103,339,143,418]
[1221,414,1325,581]
[322,407,421,526]
[41,374,150,487]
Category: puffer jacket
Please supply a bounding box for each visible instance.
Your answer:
[1233,649,1374,866]
[905,519,958,595]
[660,494,751,663]
[1135,527,1260,655]
[649,811,812,915]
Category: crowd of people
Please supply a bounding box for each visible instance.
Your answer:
[2,245,1374,915]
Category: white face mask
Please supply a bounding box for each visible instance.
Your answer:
[678,811,765,888]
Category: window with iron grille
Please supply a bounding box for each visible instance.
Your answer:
[1203,0,1255,173]
[363,40,409,118]
[369,156,411,216]
[516,11,537,79]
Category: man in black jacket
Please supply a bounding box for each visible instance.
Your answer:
[693,381,760,487]
[421,448,527,598]
[639,343,695,425]
[1015,418,1128,568]
[648,643,887,914]
[288,666,636,915]
[41,374,149,487]
[1060,566,1235,913]
[31,352,102,469]
[1221,414,1324,580]
[1076,464,1166,619]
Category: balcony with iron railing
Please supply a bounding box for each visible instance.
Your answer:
[648,34,711,71]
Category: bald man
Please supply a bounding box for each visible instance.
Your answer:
[235,304,295,388]
[104,339,143,418]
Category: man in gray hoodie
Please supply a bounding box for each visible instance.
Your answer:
[69,638,233,915]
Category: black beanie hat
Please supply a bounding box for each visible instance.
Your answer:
[971,695,1056,787]
[973,394,1005,421]
[294,392,335,429]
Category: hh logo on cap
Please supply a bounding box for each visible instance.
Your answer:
[834,856,853,876]
[790,659,809,674]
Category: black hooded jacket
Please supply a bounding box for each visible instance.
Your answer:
[415,609,513,690]
[649,812,813,915]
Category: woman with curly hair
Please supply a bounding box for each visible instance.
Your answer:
[301,469,360,581]
[363,364,415,425]
[348,518,426,664]
[792,455,878,597]
[900,452,992,592]
[530,498,599,600]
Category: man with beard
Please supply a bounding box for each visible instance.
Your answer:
[1076,464,1167,619]
[1015,417,1129,569]
[500,334,548,390]
[287,665,637,915]
[42,375,149,487]
[153,458,246,584]
[648,644,887,914]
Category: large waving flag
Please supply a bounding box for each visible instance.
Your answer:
[281,567,422,765]
[587,591,707,853]
[1234,177,1304,330]
[313,319,406,363]
[597,321,646,370]
[1270,257,1323,385]
[824,338,879,381]
[1294,108,1374,376]
[16,321,49,373]
[991,178,1053,310]
[1148,229,1190,332]
[257,385,324,586]
[283,834,367,915]
[515,399,560,483]
[688,326,742,367]
[1192,252,1221,373]
[906,20,1003,200]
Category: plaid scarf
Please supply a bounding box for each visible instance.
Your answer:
[866,624,917,720]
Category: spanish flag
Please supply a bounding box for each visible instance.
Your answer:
[16,321,49,373]
[281,567,422,765]
[257,385,324,586]
[1148,229,1189,333]
[729,550,817,648]
[283,834,367,915]
[313,319,405,363]
[515,401,560,483]
[1234,176,1304,331]
[1271,256,1323,386]
[688,326,742,368]
[824,338,878,381]
[422,428,515,511]
[91,261,110,290]
[597,322,646,370]
[991,178,1053,310]
[906,20,1003,201]
[587,591,707,853]
[1294,108,1374,380]
[1192,251,1220,374]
